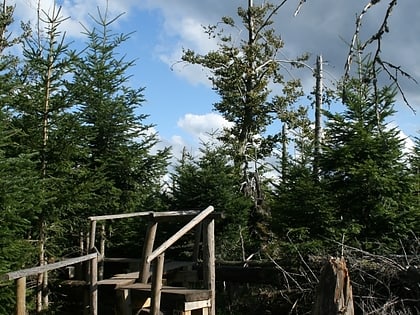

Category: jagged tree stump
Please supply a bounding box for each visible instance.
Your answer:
[312,257,354,315]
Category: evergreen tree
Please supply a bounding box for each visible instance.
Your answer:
[6,5,77,311]
[170,142,251,260]
[0,2,39,312]
[320,63,416,251]
[182,0,305,244]
[69,9,169,218]
[407,136,420,236]
[67,9,170,258]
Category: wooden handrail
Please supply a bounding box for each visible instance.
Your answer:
[89,211,152,221]
[147,206,214,264]
[1,253,98,281]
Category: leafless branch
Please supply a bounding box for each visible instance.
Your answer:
[345,0,417,113]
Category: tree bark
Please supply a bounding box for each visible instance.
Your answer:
[312,257,354,315]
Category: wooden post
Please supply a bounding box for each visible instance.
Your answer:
[90,255,98,315]
[16,277,26,315]
[99,224,105,281]
[312,257,354,315]
[203,219,215,315]
[151,253,164,315]
[89,220,97,252]
[193,223,202,263]
[140,221,158,283]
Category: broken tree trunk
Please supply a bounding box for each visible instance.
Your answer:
[312,257,354,315]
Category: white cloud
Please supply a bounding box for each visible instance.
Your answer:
[177,112,233,142]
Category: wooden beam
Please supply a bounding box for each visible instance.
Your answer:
[89,220,97,252]
[1,253,98,281]
[140,221,158,283]
[147,206,214,264]
[16,277,26,315]
[151,253,165,315]
[203,218,215,315]
[90,255,98,315]
[88,211,152,221]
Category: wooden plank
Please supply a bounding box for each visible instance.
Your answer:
[203,219,215,315]
[16,277,26,315]
[147,206,214,264]
[151,253,165,315]
[88,211,152,221]
[1,253,98,281]
[111,272,140,279]
[184,299,211,311]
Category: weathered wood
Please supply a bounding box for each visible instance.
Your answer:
[89,220,97,251]
[312,257,354,315]
[140,221,158,283]
[151,253,165,315]
[193,223,202,263]
[16,277,26,315]
[90,254,98,315]
[89,211,152,221]
[147,206,214,264]
[1,253,98,281]
[99,224,105,280]
[203,219,215,315]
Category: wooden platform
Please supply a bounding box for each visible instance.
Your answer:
[117,283,211,315]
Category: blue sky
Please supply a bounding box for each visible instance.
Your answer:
[10,0,419,158]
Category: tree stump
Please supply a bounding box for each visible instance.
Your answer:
[312,257,354,315]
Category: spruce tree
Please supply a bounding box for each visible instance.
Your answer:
[170,142,251,260]
[67,9,170,258]
[320,62,416,251]
[6,5,77,311]
[0,2,40,312]
[69,9,169,217]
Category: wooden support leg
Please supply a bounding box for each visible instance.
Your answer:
[16,277,26,315]
[203,219,215,315]
[116,288,131,315]
[151,253,164,315]
[140,221,158,283]
[90,255,98,315]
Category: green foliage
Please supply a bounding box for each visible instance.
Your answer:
[170,142,252,260]
[320,63,416,251]
[68,8,170,218]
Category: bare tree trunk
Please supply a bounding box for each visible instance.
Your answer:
[313,55,323,179]
[312,257,354,315]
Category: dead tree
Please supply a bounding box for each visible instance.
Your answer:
[312,257,354,315]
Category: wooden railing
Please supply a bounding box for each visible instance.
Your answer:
[89,206,216,315]
[0,252,98,315]
[1,206,216,315]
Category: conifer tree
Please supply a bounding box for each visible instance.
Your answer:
[170,141,251,260]
[0,2,41,312]
[182,0,305,244]
[68,8,169,218]
[320,62,416,251]
[6,5,76,311]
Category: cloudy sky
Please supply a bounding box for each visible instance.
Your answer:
[10,0,419,156]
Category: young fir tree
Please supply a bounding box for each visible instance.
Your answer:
[182,0,305,245]
[68,9,169,257]
[320,62,416,252]
[407,136,420,236]
[1,3,78,313]
[170,141,251,260]
[0,2,49,312]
